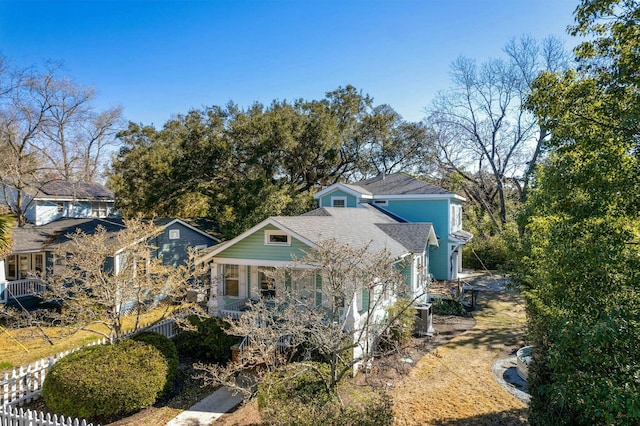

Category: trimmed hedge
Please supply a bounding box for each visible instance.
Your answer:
[42,339,168,421]
[175,316,239,362]
[132,331,178,396]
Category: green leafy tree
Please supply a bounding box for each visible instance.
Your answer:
[108,87,435,240]
[0,214,13,258]
[521,1,640,424]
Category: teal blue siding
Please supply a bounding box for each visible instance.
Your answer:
[429,246,449,281]
[374,199,451,280]
[318,189,358,208]
[216,224,311,261]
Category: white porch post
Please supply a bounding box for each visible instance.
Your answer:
[207,263,221,315]
[0,259,6,303]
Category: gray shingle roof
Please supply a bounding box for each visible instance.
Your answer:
[376,223,434,253]
[11,218,126,253]
[351,172,452,196]
[273,205,434,258]
[37,181,114,201]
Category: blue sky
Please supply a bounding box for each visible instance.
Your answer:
[0,0,578,126]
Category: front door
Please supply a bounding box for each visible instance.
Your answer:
[18,254,30,279]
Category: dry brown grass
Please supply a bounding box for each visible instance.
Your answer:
[391,290,528,425]
[0,308,172,371]
[218,289,528,426]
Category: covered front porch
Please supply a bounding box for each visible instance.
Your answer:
[206,261,321,319]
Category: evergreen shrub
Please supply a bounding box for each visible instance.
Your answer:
[132,331,178,395]
[42,339,168,421]
[175,315,239,362]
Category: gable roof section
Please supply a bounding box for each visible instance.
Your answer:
[354,172,453,196]
[36,181,114,201]
[200,204,438,263]
[153,218,220,243]
[314,172,465,201]
[9,217,219,254]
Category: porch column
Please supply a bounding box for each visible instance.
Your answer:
[207,263,221,315]
[0,259,6,303]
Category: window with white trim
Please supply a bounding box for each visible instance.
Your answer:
[291,270,316,305]
[331,196,347,208]
[56,202,64,214]
[169,229,180,240]
[223,264,239,297]
[258,267,276,298]
[91,202,108,218]
[265,230,290,246]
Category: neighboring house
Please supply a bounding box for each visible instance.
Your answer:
[0,218,219,308]
[0,180,116,226]
[314,172,473,280]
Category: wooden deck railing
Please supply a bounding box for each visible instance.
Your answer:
[0,279,47,303]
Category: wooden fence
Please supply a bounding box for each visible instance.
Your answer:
[0,318,178,426]
[0,405,95,426]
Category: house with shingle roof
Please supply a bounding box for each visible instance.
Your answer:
[0,180,117,226]
[199,206,436,344]
[0,217,219,309]
[198,173,471,324]
[314,172,473,280]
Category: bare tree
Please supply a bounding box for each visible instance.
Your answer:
[427,36,570,228]
[196,240,426,400]
[0,217,207,342]
[0,58,123,225]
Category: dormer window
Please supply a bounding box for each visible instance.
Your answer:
[265,230,290,246]
[331,197,347,208]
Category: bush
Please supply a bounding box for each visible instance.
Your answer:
[175,316,240,362]
[42,339,168,421]
[431,298,465,316]
[257,362,393,426]
[132,331,178,396]
[377,298,416,352]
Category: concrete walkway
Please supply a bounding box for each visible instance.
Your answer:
[165,386,243,426]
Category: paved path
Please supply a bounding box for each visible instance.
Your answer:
[165,386,243,426]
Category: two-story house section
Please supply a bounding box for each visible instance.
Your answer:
[314,172,472,281]
[1,180,116,226]
[26,181,117,225]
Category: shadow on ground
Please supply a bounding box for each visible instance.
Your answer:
[432,407,529,426]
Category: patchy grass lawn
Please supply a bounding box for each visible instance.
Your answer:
[391,290,528,425]
[0,308,174,371]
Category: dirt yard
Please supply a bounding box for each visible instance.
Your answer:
[218,276,529,425]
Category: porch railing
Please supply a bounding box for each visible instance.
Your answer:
[218,298,248,320]
[0,279,47,303]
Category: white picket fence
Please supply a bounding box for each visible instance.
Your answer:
[0,318,178,426]
[0,405,94,426]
